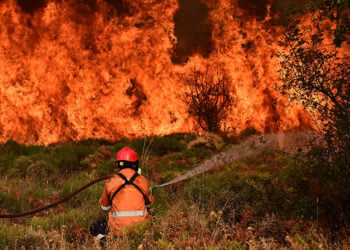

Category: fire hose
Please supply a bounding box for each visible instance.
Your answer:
[0,173,177,219]
[0,173,172,219]
[0,145,250,218]
[0,133,307,219]
[0,176,110,218]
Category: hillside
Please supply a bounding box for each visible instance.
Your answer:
[0,132,349,249]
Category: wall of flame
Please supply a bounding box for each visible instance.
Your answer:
[0,0,311,144]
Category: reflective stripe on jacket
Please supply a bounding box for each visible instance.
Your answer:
[99,168,154,234]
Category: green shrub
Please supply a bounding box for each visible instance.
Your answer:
[60,173,104,208]
[0,153,16,174]
[0,190,30,213]
[161,133,196,144]
[96,159,115,177]
[31,209,94,231]
[0,140,49,156]
[151,135,187,156]
[23,145,50,156]
[157,239,174,250]
[31,182,55,199]
[183,167,295,222]
[54,145,80,174]
[121,220,150,249]
[8,154,58,179]
[0,140,26,156]
[7,155,32,178]
[28,159,60,180]
[114,134,191,158]
[72,144,94,162]
[79,138,114,147]
[183,146,212,160]
[152,187,173,215]
[222,240,246,249]
[54,144,93,173]
[0,223,26,248]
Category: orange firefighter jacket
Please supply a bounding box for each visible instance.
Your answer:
[99,168,154,234]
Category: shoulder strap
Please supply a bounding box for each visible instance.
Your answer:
[110,172,151,205]
[109,173,129,203]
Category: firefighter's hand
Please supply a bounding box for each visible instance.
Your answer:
[148,208,155,222]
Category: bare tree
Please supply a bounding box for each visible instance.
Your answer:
[184,65,235,132]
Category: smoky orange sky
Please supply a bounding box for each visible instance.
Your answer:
[0,0,311,144]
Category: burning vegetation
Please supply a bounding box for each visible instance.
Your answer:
[0,0,316,144]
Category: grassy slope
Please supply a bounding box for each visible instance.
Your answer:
[0,133,348,249]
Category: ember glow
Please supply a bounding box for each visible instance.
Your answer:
[0,0,312,144]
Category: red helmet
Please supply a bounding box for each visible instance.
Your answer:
[115,146,139,162]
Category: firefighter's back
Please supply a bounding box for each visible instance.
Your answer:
[104,168,152,233]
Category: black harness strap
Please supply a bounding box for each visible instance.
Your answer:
[110,172,151,206]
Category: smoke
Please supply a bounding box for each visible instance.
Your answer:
[16,0,47,14]
[14,0,307,61]
[271,0,307,16]
[16,0,131,18]
[104,0,130,15]
[237,0,271,21]
[126,78,148,116]
[237,0,307,21]
[170,0,307,65]
[171,0,214,64]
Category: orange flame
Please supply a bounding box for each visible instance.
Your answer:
[0,0,312,144]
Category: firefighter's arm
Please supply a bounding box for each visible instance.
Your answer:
[99,182,111,211]
[147,191,155,206]
[146,182,155,207]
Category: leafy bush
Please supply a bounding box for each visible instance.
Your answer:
[183,162,315,223]
[0,190,30,213]
[54,144,93,173]
[0,140,27,156]
[151,135,187,156]
[0,153,16,174]
[114,134,190,159]
[79,138,114,147]
[0,224,26,248]
[96,159,115,177]
[278,0,350,225]
[31,209,94,231]
[8,155,32,178]
[27,159,59,180]
[60,173,104,207]
[0,140,48,156]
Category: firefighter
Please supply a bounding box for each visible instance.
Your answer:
[90,146,154,245]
